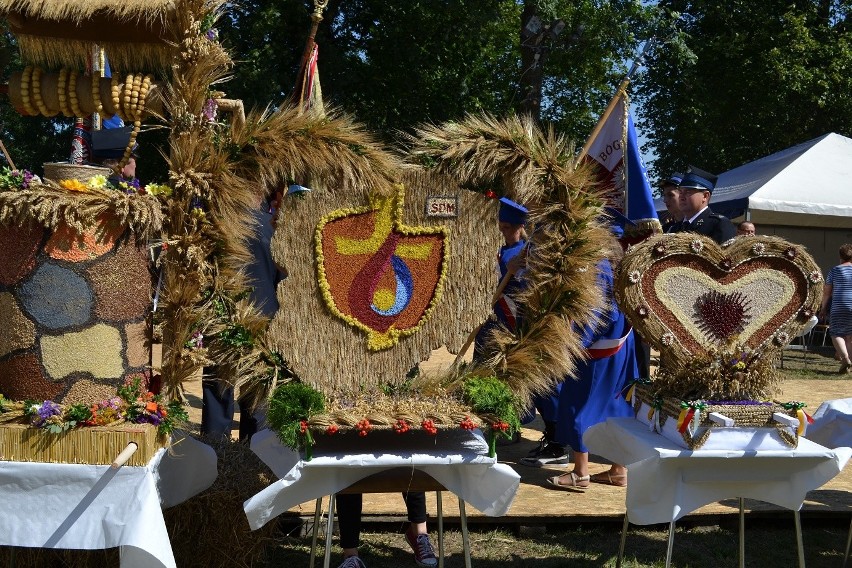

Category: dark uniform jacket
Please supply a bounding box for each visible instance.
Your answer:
[671,207,736,244]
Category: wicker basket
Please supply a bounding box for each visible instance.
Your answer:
[43,162,112,183]
[0,422,167,466]
[632,384,798,450]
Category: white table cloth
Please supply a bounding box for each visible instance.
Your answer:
[244,428,520,531]
[0,432,217,568]
[805,398,852,449]
[584,417,851,525]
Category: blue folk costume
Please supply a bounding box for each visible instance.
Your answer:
[473,198,528,361]
[551,258,637,452]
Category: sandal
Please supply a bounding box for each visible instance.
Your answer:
[545,472,590,490]
[589,471,627,487]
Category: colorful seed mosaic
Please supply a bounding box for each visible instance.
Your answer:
[0,216,151,404]
[315,188,449,351]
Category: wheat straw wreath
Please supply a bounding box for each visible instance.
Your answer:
[615,233,822,369]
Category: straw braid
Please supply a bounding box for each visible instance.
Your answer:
[31,67,57,117]
[68,70,84,117]
[56,68,72,117]
[19,66,38,116]
[92,72,104,115]
[110,75,121,119]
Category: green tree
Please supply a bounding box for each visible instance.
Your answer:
[219,0,657,142]
[637,0,852,180]
[0,1,659,169]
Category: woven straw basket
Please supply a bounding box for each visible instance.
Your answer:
[43,162,111,183]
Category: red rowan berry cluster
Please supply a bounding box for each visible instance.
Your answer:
[393,419,410,434]
[421,419,438,435]
[356,419,372,437]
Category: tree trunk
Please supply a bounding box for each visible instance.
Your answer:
[518,1,543,121]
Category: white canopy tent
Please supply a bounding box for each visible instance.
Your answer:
[711,132,852,228]
[655,133,852,272]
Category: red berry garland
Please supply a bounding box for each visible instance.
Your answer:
[459,416,476,430]
[393,419,410,434]
[325,424,339,435]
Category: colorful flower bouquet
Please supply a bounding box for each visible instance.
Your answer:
[0,166,172,197]
[4,378,188,436]
[58,174,172,197]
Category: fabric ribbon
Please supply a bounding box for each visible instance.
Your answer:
[779,401,813,436]
[676,401,706,435]
[647,400,662,433]
[796,408,814,435]
[618,377,650,402]
[587,326,633,360]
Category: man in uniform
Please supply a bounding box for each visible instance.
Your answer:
[671,165,736,244]
[660,172,684,233]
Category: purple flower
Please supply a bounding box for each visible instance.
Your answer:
[203,98,218,122]
[32,400,62,427]
[10,169,34,189]
[206,28,219,41]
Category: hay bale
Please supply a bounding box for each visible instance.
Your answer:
[163,435,280,568]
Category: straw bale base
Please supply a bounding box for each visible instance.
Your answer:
[0,422,166,466]
[632,385,798,451]
[163,436,280,568]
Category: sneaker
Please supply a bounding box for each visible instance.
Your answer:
[338,556,367,568]
[405,532,437,567]
[519,439,569,467]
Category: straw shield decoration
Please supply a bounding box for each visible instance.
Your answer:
[315,187,449,351]
[616,234,823,367]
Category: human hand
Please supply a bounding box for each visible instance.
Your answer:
[506,250,527,275]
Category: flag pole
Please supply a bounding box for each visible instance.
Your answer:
[574,40,654,165]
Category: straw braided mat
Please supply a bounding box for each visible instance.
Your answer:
[616,234,823,367]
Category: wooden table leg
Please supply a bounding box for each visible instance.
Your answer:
[739,498,745,568]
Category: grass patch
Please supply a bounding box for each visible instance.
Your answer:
[263,522,851,567]
[778,346,847,379]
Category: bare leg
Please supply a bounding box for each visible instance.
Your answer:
[832,335,849,359]
[606,463,627,476]
[832,336,852,371]
[410,521,428,535]
[571,451,589,476]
